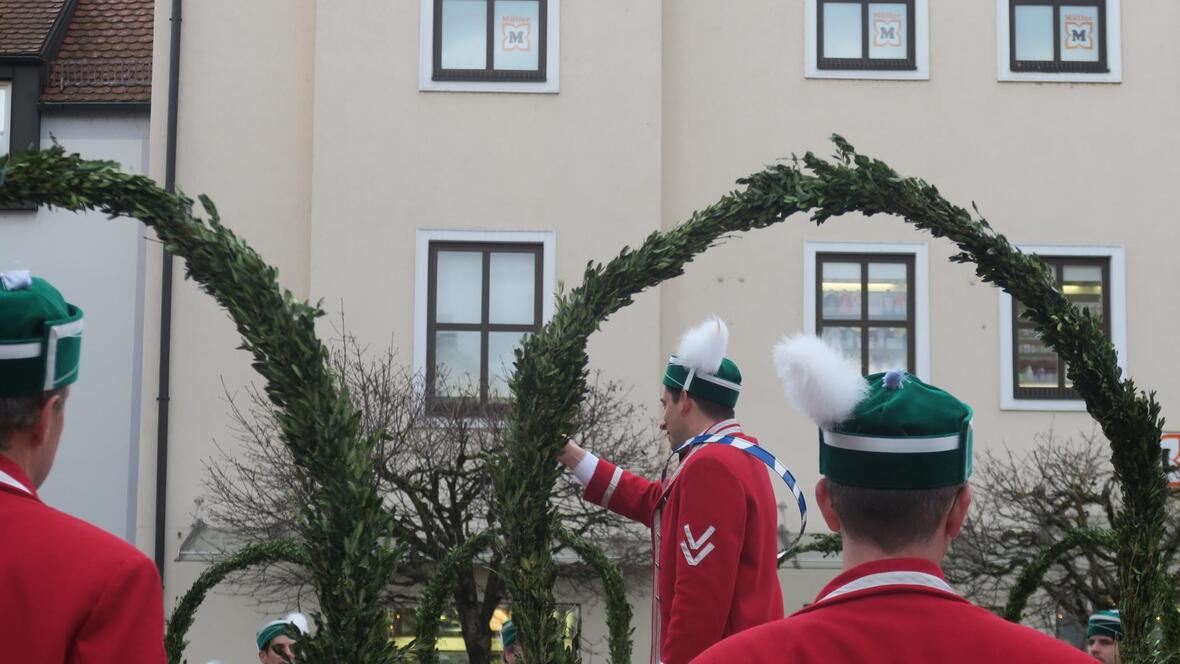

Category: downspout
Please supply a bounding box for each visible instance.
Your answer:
[155,0,182,576]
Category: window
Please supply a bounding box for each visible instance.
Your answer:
[420,0,560,92]
[1012,257,1109,399]
[0,81,10,156]
[999,246,1126,410]
[815,253,916,375]
[997,0,1121,82]
[805,0,928,79]
[818,1,915,70]
[426,241,541,407]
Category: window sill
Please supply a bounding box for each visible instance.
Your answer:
[419,79,559,94]
[997,70,1122,83]
[1000,397,1088,412]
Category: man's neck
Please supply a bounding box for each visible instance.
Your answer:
[839,535,947,572]
[0,446,38,487]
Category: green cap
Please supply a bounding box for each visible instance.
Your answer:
[0,271,84,397]
[500,619,518,648]
[820,370,973,489]
[663,356,742,408]
[256,612,308,651]
[1087,610,1122,640]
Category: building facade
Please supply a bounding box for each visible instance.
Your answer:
[7,0,1173,662]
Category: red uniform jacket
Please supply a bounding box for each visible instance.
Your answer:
[583,420,783,664]
[691,558,1095,663]
[0,455,166,664]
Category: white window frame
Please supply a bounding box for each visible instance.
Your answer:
[0,81,10,155]
[804,0,930,80]
[996,0,1122,83]
[803,241,930,381]
[414,229,557,386]
[999,245,1126,411]
[419,0,561,93]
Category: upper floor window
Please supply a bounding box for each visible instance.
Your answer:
[818,0,916,70]
[997,0,1121,82]
[815,252,916,375]
[0,81,10,156]
[426,241,543,409]
[422,0,561,92]
[805,0,928,80]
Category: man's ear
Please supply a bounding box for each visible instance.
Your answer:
[677,391,692,416]
[815,478,843,533]
[945,484,973,540]
[30,393,63,448]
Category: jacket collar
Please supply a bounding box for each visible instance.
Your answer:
[810,557,959,607]
[0,454,38,499]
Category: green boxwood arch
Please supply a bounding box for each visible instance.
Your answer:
[0,136,1168,663]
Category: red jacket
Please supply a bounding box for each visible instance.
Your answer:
[582,420,783,664]
[691,558,1095,663]
[0,455,166,664]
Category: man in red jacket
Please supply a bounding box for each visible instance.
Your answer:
[0,270,166,663]
[691,336,1094,663]
[559,317,783,664]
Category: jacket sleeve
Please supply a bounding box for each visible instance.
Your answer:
[583,457,664,528]
[661,452,747,664]
[73,553,167,664]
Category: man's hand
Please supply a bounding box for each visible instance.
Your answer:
[557,439,587,469]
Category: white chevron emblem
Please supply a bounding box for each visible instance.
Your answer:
[680,524,715,566]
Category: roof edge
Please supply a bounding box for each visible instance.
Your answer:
[42,0,82,61]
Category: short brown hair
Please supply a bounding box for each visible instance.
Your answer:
[826,480,963,553]
[0,389,64,450]
[666,387,735,421]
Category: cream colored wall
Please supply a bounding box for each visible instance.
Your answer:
[144,1,319,661]
[146,0,1180,660]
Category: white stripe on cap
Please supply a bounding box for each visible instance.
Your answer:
[822,430,961,454]
[0,342,42,360]
[666,357,742,391]
[43,319,83,391]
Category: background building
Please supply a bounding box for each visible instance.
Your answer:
[4,0,1176,662]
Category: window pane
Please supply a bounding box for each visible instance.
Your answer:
[489,251,536,324]
[823,3,863,59]
[435,330,481,396]
[1061,6,1100,62]
[1014,5,1054,61]
[488,331,529,398]
[868,327,908,374]
[821,326,862,366]
[868,262,907,321]
[441,0,488,70]
[1062,264,1103,321]
[1016,327,1059,388]
[493,0,540,71]
[868,3,907,59]
[821,262,861,320]
[436,251,483,324]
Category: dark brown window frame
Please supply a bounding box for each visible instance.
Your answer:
[425,241,543,410]
[816,253,917,375]
[1012,256,1111,400]
[817,0,917,71]
[1009,0,1109,73]
[432,0,548,82]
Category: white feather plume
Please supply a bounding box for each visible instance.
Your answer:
[676,316,729,374]
[773,334,868,427]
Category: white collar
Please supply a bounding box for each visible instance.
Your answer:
[0,468,33,496]
[817,570,957,604]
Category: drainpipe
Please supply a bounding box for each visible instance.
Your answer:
[155,0,182,577]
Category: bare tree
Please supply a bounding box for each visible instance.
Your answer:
[944,428,1125,630]
[203,330,661,664]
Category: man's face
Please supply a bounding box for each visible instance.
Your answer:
[658,387,689,449]
[1087,635,1119,664]
[259,635,297,664]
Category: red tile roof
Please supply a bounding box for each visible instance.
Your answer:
[0,0,68,56]
[41,0,152,103]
